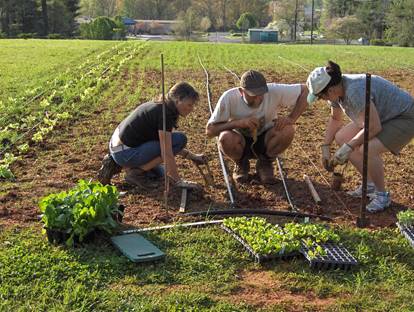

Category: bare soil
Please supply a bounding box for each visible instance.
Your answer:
[1,69,413,229]
[1,67,413,310]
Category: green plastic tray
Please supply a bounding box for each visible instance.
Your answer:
[111,233,165,263]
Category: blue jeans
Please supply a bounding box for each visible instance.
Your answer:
[111,132,187,168]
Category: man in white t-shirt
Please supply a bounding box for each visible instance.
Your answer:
[206,70,308,184]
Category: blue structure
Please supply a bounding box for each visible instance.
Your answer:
[248,29,278,43]
[122,17,136,26]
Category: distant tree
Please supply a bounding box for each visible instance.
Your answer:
[386,0,414,47]
[326,15,365,44]
[355,0,389,40]
[41,0,49,35]
[81,16,118,39]
[236,12,257,31]
[200,16,211,32]
[174,9,198,39]
[272,0,305,41]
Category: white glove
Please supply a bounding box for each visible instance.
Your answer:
[320,144,332,171]
[333,143,353,166]
[175,179,200,190]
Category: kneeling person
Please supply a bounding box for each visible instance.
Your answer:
[97,82,202,188]
[206,70,308,184]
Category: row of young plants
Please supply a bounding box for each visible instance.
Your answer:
[39,179,122,246]
[223,217,340,259]
[0,41,149,180]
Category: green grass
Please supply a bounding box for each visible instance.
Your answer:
[129,41,414,73]
[0,39,117,101]
[1,225,414,311]
[1,39,414,310]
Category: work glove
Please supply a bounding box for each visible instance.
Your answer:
[332,143,353,166]
[320,144,333,172]
[175,179,200,190]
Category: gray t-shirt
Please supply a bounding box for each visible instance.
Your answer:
[330,74,414,123]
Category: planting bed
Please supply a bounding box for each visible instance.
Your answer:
[1,61,414,229]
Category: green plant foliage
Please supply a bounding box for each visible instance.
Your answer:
[39,179,121,246]
[223,217,340,259]
[397,209,414,227]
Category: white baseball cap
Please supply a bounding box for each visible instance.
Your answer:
[306,67,331,104]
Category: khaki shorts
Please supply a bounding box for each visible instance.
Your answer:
[377,105,414,155]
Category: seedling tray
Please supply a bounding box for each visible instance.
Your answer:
[221,225,300,263]
[300,242,358,270]
[396,222,414,249]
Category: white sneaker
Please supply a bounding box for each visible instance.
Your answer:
[347,183,376,198]
[366,191,391,213]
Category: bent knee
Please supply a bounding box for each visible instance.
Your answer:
[172,132,187,152]
[219,131,243,147]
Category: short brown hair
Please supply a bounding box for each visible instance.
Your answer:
[156,82,199,105]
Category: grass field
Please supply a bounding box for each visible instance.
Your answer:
[1,40,414,311]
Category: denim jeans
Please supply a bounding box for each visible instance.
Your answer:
[111,132,187,168]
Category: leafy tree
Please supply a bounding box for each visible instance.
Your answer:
[272,0,305,40]
[236,12,257,31]
[355,0,389,39]
[326,15,365,44]
[174,9,198,39]
[386,0,414,47]
[81,16,117,39]
[200,16,211,32]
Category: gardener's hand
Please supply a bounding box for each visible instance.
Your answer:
[273,117,294,131]
[238,116,259,131]
[332,143,353,166]
[320,144,333,172]
[175,179,200,190]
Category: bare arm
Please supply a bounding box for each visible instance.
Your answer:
[274,84,308,131]
[323,106,343,145]
[347,102,382,149]
[159,130,180,181]
[288,84,309,122]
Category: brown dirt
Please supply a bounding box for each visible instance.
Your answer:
[1,67,413,309]
[1,68,413,229]
[218,270,337,311]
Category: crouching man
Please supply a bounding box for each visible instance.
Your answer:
[206,70,308,184]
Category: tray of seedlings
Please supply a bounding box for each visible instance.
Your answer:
[222,217,301,263]
[396,209,414,249]
[222,217,358,270]
[282,222,358,270]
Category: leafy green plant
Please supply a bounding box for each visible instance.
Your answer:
[39,179,121,246]
[397,209,414,227]
[223,217,340,259]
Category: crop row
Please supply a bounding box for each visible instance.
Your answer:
[0,41,149,180]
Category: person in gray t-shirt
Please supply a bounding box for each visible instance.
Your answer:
[307,61,414,213]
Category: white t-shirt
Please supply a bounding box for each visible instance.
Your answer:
[207,83,301,136]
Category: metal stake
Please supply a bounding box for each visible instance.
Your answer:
[161,54,169,213]
[357,73,371,228]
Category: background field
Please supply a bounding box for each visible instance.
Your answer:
[1,40,414,311]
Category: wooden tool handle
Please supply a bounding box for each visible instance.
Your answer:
[304,174,322,204]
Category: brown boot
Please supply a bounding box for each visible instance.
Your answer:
[256,157,277,185]
[232,157,250,183]
[124,168,146,186]
[97,154,122,185]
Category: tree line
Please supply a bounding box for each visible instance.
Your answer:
[1,0,413,46]
[0,0,80,38]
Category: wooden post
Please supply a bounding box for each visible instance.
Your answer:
[161,54,168,213]
[304,174,322,204]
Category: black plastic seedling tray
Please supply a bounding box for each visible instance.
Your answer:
[300,242,358,270]
[221,225,301,263]
[397,222,414,249]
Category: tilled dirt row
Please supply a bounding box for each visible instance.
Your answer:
[1,68,413,229]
